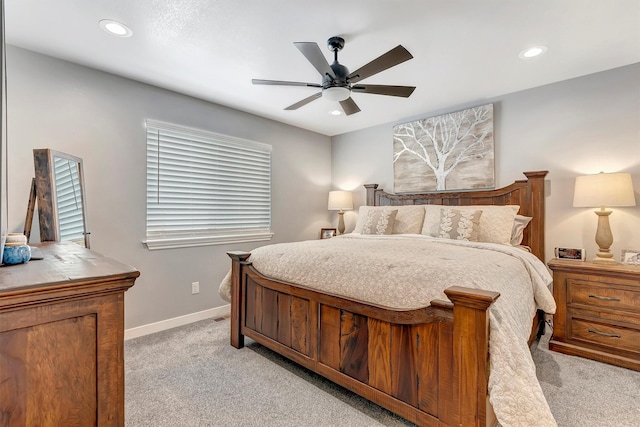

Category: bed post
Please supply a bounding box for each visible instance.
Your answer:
[227,251,251,349]
[444,286,500,427]
[523,171,548,261]
[364,184,378,206]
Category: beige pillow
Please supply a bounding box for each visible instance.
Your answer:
[355,205,425,234]
[422,205,519,245]
[438,208,483,241]
[360,208,398,235]
[511,215,533,246]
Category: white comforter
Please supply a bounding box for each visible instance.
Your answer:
[219,234,557,427]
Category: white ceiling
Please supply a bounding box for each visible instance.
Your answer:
[5,0,640,137]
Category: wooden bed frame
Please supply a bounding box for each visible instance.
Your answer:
[227,171,548,427]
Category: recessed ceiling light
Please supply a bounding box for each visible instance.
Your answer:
[519,45,548,59]
[99,19,133,37]
[329,110,342,116]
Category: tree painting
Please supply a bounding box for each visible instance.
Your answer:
[393,104,494,193]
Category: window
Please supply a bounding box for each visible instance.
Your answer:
[144,120,272,250]
[54,156,86,245]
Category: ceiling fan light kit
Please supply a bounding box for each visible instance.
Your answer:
[253,36,415,116]
[323,86,350,102]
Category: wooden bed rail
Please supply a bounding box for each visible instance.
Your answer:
[227,251,500,426]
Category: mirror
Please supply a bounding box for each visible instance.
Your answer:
[32,149,90,248]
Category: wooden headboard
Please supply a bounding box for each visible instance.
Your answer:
[365,171,548,261]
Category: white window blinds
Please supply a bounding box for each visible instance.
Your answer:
[144,120,272,250]
[54,157,85,245]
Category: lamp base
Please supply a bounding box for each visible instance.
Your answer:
[592,209,617,264]
[592,256,618,264]
[337,211,345,235]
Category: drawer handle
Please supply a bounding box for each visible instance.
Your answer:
[588,294,620,302]
[588,328,621,338]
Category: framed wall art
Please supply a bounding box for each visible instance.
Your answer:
[393,103,494,193]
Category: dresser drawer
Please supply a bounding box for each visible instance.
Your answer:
[569,317,640,354]
[568,279,640,313]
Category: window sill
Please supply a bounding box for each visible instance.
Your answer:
[143,232,273,250]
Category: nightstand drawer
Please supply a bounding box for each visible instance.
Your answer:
[568,279,640,312]
[569,317,640,353]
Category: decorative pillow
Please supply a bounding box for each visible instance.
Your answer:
[390,205,426,234]
[511,215,533,246]
[360,208,398,235]
[354,205,424,234]
[422,205,519,245]
[438,208,482,241]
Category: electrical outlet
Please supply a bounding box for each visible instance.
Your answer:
[191,281,200,294]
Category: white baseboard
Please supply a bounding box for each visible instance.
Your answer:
[124,304,230,340]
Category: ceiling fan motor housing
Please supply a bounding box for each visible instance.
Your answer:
[324,37,350,101]
[324,62,350,88]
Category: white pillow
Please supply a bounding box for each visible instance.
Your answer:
[422,205,519,245]
[355,205,425,234]
[511,215,533,246]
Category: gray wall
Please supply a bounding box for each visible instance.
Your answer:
[6,46,332,329]
[6,45,639,330]
[332,64,640,263]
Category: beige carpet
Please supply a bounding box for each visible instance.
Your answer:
[124,318,640,426]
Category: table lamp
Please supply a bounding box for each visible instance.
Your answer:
[573,172,636,263]
[328,190,353,234]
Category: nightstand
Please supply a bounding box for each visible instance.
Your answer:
[548,259,640,371]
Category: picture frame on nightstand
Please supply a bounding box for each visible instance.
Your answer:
[554,247,585,261]
[320,228,337,239]
[622,249,640,265]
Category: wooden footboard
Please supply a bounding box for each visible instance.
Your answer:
[228,251,500,427]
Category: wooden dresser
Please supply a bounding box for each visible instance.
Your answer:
[0,242,139,426]
[548,259,640,371]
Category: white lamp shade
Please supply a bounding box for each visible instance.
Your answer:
[573,172,636,208]
[328,190,353,211]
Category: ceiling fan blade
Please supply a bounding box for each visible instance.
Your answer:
[294,42,335,79]
[351,84,416,98]
[284,92,323,110]
[347,45,413,84]
[252,79,322,88]
[339,97,361,116]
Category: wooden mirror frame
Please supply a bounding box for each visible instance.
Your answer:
[31,148,90,248]
[0,0,7,254]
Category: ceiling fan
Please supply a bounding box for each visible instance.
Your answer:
[252,36,416,116]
